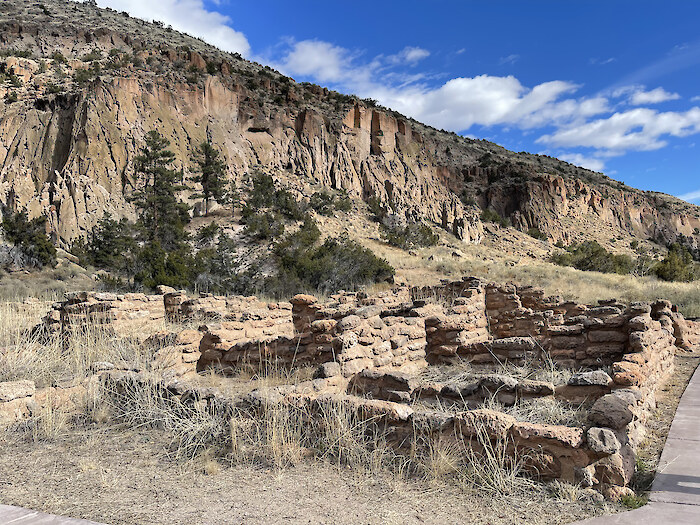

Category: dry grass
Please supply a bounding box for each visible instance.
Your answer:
[368,234,700,318]
[419,354,578,388]
[0,321,154,387]
[0,300,182,388]
[97,370,549,498]
[0,423,615,525]
[482,395,588,428]
[413,423,535,495]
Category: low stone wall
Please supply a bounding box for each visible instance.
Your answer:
[198,295,437,377]
[0,378,90,424]
[23,275,696,500]
[424,282,491,363]
[164,292,294,338]
[40,291,165,338]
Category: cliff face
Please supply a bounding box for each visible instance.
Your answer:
[0,0,698,255]
[0,74,480,243]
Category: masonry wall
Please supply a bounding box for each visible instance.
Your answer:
[41,291,165,338]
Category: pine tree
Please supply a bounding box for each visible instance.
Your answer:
[189,140,228,216]
[131,130,190,250]
[1,210,57,268]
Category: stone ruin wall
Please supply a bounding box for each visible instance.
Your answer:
[17,277,694,498]
[40,291,165,338]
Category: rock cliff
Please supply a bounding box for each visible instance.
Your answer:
[0,0,698,255]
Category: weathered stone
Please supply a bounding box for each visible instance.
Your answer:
[568,370,613,387]
[0,380,35,402]
[454,409,516,439]
[586,427,621,455]
[479,374,518,392]
[313,362,341,379]
[510,422,585,449]
[336,315,362,331]
[589,392,637,429]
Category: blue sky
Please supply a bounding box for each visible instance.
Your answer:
[92,1,700,202]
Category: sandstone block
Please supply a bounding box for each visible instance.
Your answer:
[454,409,515,439]
[0,380,35,402]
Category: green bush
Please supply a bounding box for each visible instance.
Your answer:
[50,51,67,64]
[71,214,135,272]
[381,222,439,250]
[4,91,18,104]
[309,190,351,216]
[244,211,285,240]
[654,243,697,282]
[81,49,102,62]
[242,171,307,221]
[133,242,194,289]
[271,229,394,296]
[527,227,547,241]
[309,191,335,216]
[367,196,385,222]
[195,223,220,246]
[481,208,509,227]
[552,241,634,275]
[73,63,101,84]
[1,211,56,268]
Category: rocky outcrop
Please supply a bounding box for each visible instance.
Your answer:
[0,0,698,256]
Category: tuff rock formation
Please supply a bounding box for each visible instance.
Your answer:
[0,0,698,255]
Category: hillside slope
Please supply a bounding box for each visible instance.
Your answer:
[0,0,698,255]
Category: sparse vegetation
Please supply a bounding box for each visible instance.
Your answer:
[527,227,547,241]
[381,222,439,250]
[480,208,510,228]
[1,211,57,268]
[552,241,634,275]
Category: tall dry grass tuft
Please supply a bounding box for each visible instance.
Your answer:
[0,300,167,387]
[104,377,231,461]
[411,421,534,495]
[481,394,588,427]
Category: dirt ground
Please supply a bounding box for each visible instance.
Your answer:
[0,424,615,525]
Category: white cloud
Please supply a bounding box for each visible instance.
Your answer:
[538,107,700,152]
[692,96,700,102]
[388,46,430,65]
[678,189,700,203]
[277,42,611,133]
[92,0,250,56]
[558,153,605,172]
[279,40,358,83]
[498,54,520,65]
[612,86,681,105]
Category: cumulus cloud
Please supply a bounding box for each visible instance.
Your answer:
[558,153,605,172]
[279,40,358,83]
[538,107,700,152]
[91,0,250,56]
[276,43,610,133]
[613,86,681,105]
[629,87,681,105]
